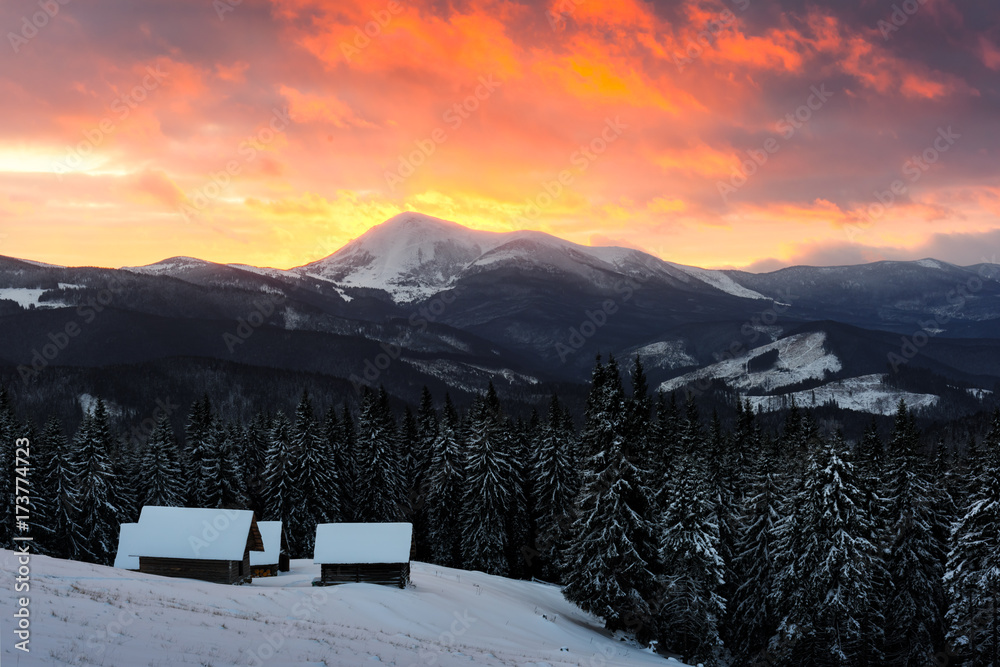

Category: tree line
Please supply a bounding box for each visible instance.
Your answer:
[0,354,998,666]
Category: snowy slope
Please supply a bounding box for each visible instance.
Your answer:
[121,256,214,276]
[660,331,842,394]
[664,262,769,301]
[0,551,683,667]
[743,374,940,415]
[0,287,72,308]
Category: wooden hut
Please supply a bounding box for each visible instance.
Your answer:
[113,523,140,571]
[130,506,264,585]
[250,521,287,577]
[312,523,412,588]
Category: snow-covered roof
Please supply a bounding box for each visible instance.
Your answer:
[313,523,413,564]
[251,521,283,567]
[130,506,263,561]
[113,523,140,570]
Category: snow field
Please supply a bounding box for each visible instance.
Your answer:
[0,551,683,667]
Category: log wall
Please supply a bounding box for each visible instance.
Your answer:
[319,562,410,588]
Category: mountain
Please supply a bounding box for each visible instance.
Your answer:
[293,212,768,302]
[1,212,999,422]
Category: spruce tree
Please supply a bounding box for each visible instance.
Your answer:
[532,393,579,582]
[31,419,56,555]
[138,414,186,508]
[460,386,517,576]
[657,451,726,664]
[883,416,947,665]
[242,412,270,517]
[945,409,1000,665]
[288,390,335,556]
[41,417,83,560]
[770,433,884,665]
[185,396,222,507]
[425,394,464,567]
[355,387,404,522]
[72,400,121,565]
[731,453,783,663]
[563,356,659,642]
[412,387,438,561]
[263,411,297,524]
[337,403,358,521]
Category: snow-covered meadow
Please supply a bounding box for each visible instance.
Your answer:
[0,550,682,667]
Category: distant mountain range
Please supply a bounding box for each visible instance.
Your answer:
[2,212,999,420]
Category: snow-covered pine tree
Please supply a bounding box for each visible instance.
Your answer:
[625,356,652,458]
[412,387,438,562]
[731,449,784,664]
[242,412,270,517]
[769,433,884,666]
[185,395,222,507]
[656,450,726,664]
[336,403,358,521]
[882,437,948,665]
[881,408,951,667]
[354,387,404,522]
[138,414,186,508]
[218,422,248,509]
[496,386,530,579]
[321,406,347,523]
[28,420,56,555]
[72,400,122,565]
[263,411,297,524]
[400,406,425,545]
[532,393,579,582]
[425,394,464,567]
[562,355,659,643]
[460,385,518,576]
[945,408,1000,666]
[40,417,83,560]
[288,390,335,556]
[888,399,920,458]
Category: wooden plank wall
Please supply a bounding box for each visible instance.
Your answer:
[320,563,409,588]
[138,556,254,584]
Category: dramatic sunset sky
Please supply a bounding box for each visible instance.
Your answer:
[0,0,998,270]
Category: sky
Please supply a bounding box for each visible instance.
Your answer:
[0,0,998,271]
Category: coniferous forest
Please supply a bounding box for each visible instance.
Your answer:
[2,354,999,666]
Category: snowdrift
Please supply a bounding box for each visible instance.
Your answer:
[0,549,686,666]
